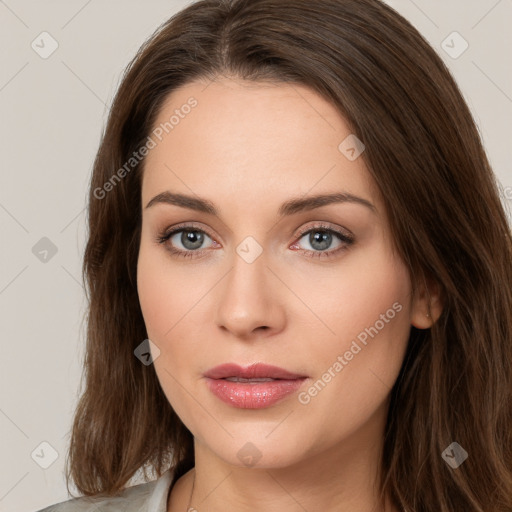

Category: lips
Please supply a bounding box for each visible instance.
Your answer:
[203,363,308,409]
[203,362,307,380]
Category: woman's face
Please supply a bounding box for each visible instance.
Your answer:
[137,77,420,469]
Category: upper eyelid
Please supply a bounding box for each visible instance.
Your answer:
[164,222,216,240]
[296,222,352,238]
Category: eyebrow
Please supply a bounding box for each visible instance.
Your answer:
[144,191,376,216]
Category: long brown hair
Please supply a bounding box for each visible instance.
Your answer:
[66,1,512,510]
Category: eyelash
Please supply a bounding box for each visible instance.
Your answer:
[155,222,355,260]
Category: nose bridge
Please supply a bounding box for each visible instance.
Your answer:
[215,237,284,336]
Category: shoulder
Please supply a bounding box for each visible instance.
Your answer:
[34,469,174,512]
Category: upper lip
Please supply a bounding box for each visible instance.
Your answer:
[204,363,307,380]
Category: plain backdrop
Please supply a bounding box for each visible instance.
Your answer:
[0,1,511,511]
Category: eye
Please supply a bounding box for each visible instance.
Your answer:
[155,222,354,260]
[156,224,217,259]
[291,223,355,259]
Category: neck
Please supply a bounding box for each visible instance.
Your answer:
[168,409,400,512]
[191,443,390,512]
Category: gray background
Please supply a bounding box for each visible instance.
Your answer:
[0,1,510,511]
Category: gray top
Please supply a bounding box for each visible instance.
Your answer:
[34,468,174,512]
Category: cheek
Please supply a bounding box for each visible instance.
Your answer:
[137,240,198,336]
[289,240,411,344]
[137,245,194,389]
[342,256,411,344]
[137,248,168,338]
[287,258,412,451]
[136,242,213,388]
[289,240,413,395]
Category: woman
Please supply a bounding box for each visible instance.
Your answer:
[36,0,512,511]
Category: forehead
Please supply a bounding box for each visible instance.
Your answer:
[141,77,379,212]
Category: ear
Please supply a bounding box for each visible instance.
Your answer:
[410,275,443,329]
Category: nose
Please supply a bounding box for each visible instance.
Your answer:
[215,248,286,340]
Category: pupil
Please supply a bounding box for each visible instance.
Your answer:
[310,231,331,251]
[182,230,204,250]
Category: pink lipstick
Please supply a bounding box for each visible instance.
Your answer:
[203,363,307,409]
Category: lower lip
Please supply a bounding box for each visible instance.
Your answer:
[205,377,306,409]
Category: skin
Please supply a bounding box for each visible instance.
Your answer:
[136,76,442,512]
